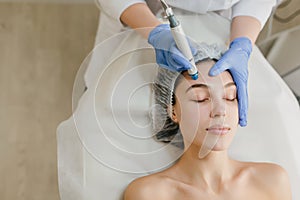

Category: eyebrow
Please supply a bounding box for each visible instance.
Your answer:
[185,82,236,93]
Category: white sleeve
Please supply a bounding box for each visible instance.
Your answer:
[97,0,146,24]
[232,0,280,29]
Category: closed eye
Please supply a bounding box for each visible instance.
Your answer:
[192,98,210,103]
[225,97,237,101]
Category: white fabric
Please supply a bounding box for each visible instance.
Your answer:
[85,0,278,88]
[231,0,277,29]
[57,13,300,200]
[178,0,282,27]
[96,0,146,27]
[167,0,277,27]
[97,0,277,28]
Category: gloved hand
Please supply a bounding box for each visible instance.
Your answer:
[209,37,252,127]
[148,23,196,72]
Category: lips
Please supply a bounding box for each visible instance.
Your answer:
[206,125,230,135]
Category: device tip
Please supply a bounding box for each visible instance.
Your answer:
[190,73,198,80]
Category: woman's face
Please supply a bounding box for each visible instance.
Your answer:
[172,60,238,151]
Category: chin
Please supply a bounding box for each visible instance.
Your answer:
[211,146,229,151]
[211,142,230,151]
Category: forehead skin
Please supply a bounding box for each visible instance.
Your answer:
[175,60,235,94]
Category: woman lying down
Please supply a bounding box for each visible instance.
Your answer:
[124,43,292,200]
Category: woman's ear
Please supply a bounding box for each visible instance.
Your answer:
[167,105,178,123]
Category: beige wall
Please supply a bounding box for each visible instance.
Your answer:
[258,0,300,42]
[0,0,94,3]
[0,3,99,200]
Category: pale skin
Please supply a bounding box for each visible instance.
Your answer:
[123,60,292,200]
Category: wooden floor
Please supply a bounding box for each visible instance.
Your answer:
[0,3,99,200]
[0,2,299,200]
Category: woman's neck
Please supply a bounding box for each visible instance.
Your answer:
[174,144,236,192]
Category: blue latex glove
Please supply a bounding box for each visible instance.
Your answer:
[148,24,196,72]
[209,37,252,127]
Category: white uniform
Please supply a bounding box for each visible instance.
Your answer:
[97,0,277,32]
[85,0,279,88]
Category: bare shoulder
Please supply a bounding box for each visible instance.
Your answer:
[123,173,173,200]
[247,162,292,199]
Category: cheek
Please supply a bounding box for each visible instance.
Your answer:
[176,102,211,137]
[226,102,239,124]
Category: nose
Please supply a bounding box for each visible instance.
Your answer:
[210,99,226,118]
